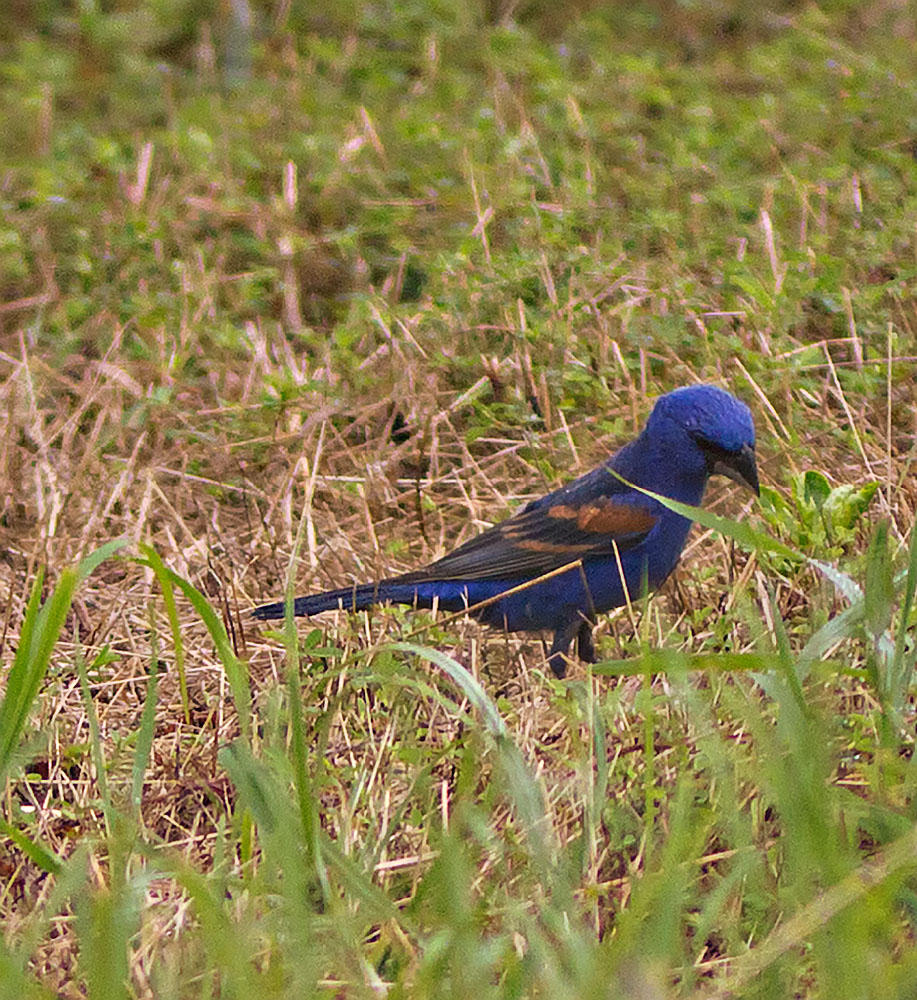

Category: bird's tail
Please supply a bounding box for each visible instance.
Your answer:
[251,580,425,621]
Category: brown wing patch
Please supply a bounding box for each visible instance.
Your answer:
[516,539,593,554]
[575,501,657,535]
[546,504,579,520]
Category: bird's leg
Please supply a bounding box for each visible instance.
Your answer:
[575,618,597,663]
[547,614,599,678]
[547,620,581,678]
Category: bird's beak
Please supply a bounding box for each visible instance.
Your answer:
[713,444,760,496]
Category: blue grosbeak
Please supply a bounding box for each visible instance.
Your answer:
[254,384,758,677]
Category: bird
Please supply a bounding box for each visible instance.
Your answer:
[253,384,759,678]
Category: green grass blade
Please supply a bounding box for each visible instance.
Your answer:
[219,740,399,929]
[0,540,127,787]
[218,742,278,834]
[387,642,555,875]
[889,520,917,714]
[809,557,864,605]
[74,882,135,1000]
[797,596,865,681]
[285,639,330,902]
[145,855,260,998]
[572,675,609,873]
[76,651,113,836]
[806,556,896,685]
[0,569,46,782]
[864,520,894,640]
[131,657,159,812]
[387,641,507,739]
[0,944,52,1000]
[614,474,802,562]
[0,817,62,876]
[137,551,251,742]
[271,483,332,898]
[74,539,129,582]
[766,582,809,711]
[593,650,809,676]
[708,820,917,998]
[137,544,189,724]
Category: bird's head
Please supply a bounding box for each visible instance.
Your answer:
[647,385,759,495]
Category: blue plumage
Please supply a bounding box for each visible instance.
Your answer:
[253,384,759,677]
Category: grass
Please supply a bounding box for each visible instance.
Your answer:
[1,0,916,996]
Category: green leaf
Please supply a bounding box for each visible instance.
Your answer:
[802,470,832,509]
[823,481,879,531]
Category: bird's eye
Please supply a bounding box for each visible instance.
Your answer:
[692,434,733,460]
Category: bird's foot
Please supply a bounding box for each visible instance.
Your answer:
[546,617,596,678]
[546,648,569,679]
[575,620,597,664]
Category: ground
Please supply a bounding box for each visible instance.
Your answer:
[0,2,916,997]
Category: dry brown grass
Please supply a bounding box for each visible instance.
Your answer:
[1,302,908,994]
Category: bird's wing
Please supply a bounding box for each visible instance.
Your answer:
[395,493,658,583]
